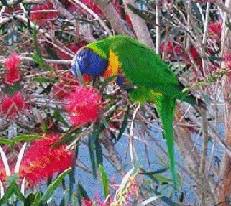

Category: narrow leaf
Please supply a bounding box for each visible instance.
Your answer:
[41,169,71,203]
[98,164,109,198]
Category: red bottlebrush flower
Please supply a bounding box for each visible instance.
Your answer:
[208,21,222,40]
[0,158,6,182]
[224,52,231,70]
[52,82,77,100]
[160,41,174,54]
[0,92,28,119]
[30,2,59,25]
[64,86,102,127]
[4,53,21,86]
[82,197,108,206]
[82,198,93,206]
[160,41,184,60]
[188,46,202,67]
[19,133,74,187]
[52,72,92,100]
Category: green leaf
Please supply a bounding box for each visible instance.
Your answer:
[77,183,89,206]
[0,134,40,146]
[13,134,40,143]
[88,123,105,178]
[41,169,71,204]
[0,182,25,205]
[98,164,109,198]
[95,136,103,166]
[141,168,173,185]
[147,173,172,185]
[0,138,13,145]
[68,144,78,202]
[32,28,53,71]
[116,107,129,142]
[32,52,52,71]
[25,192,43,206]
[24,193,36,206]
[30,192,42,206]
[3,83,22,96]
[53,109,69,127]
[88,135,97,178]
[140,168,168,175]
[33,76,57,83]
[52,128,82,147]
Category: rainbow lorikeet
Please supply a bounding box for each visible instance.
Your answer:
[71,35,204,185]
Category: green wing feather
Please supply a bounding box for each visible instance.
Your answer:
[109,36,184,99]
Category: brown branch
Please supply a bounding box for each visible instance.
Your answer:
[91,0,134,36]
[123,0,155,48]
[218,0,231,205]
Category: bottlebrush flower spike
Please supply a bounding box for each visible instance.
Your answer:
[19,133,74,187]
[0,92,28,119]
[0,158,6,182]
[82,198,93,206]
[208,21,222,40]
[160,41,183,60]
[224,52,231,70]
[64,86,102,127]
[4,53,21,86]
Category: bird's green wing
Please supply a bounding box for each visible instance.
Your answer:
[110,36,183,99]
[155,95,177,187]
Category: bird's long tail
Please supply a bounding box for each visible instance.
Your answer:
[155,95,177,187]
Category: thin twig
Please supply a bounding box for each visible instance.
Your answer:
[70,0,112,35]
[155,0,160,54]
[129,104,140,166]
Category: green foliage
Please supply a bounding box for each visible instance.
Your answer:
[32,29,52,71]
[33,76,57,83]
[52,127,82,147]
[116,106,129,142]
[52,109,69,127]
[3,83,22,96]
[77,183,89,206]
[40,169,71,204]
[0,134,40,146]
[99,164,109,198]
[0,181,25,205]
[88,122,105,178]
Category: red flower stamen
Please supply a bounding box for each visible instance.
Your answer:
[64,86,102,127]
[4,53,21,86]
[19,133,74,187]
[0,92,28,119]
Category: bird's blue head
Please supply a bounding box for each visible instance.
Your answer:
[71,47,108,77]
